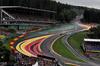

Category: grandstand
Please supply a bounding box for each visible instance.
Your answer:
[83,39,100,52]
[0,6,57,29]
[83,39,100,60]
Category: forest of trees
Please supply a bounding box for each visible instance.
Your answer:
[83,9,100,23]
[83,8,100,39]
[0,0,85,23]
[87,26,100,39]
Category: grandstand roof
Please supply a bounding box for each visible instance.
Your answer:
[0,24,49,26]
[0,6,56,13]
[2,20,56,24]
[84,39,100,42]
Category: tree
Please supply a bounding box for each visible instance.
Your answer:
[58,8,76,22]
[0,46,10,62]
[83,9,100,23]
[87,26,100,39]
[58,13,65,22]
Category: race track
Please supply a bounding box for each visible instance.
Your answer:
[12,17,100,66]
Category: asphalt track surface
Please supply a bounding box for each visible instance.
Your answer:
[40,20,97,66]
[13,16,100,66]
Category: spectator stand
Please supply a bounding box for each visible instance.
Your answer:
[83,39,100,60]
[0,28,21,43]
[0,6,57,28]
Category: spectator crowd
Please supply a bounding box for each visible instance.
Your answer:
[9,52,58,66]
[85,42,100,50]
[0,30,11,36]
[5,11,51,22]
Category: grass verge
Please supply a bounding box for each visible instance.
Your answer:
[2,38,15,52]
[2,38,16,61]
[53,36,84,62]
[68,32,89,54]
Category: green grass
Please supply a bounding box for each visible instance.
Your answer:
[2,38,15,52]
[53,36,84,62]
[68,32,89,54]
[2,37,16,62]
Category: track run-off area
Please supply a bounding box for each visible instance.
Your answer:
[10,18,98,66]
